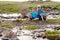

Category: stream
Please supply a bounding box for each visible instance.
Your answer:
[10,24,60,40]
[0,13,60,40]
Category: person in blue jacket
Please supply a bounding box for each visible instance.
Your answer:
[40,8,47,21]
[30,7,38,20]
[37,5,43,20]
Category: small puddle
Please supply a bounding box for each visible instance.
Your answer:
[17,36,34,40]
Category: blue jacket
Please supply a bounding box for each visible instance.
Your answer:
[38,9,43,15]
[30,11,37,18]
[41,12,47,16]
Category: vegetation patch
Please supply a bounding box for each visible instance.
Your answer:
[24,25,37,30]
[22,20,31,24]
[45,30,60,34]
[1,24,13,28]
[45,30,60,40]
[46,19,60,24]
[29,19,60,24]
[13,20,22,23]
[0,2,60,13]
[13,19,60,24]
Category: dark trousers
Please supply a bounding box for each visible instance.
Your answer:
[43,16,46,20]
[38,15,46,20]
[37,15,42,20]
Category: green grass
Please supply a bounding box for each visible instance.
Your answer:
[0,1,60,13]
[24,25,37,30]
[29,19,60,24]
[1,24,13,28]
[46,19,60,24]
[13,19,60,24]
[45,30,60,37]
[45,30,60,40]
[46,30,60,34]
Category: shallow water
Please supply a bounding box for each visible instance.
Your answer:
[0,24,60,40]
[17,36,34,40]
[11,24,60,40]
[0,15,60,40]
[17,36,48,40]
[0,14,60,20]
[17,29,48,40]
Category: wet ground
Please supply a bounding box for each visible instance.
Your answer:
[11,24,60,40]
[0,19,60,40]
[0,23,60,40]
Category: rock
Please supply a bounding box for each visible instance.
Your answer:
[54,27,60,30]
[19,28,22,30]
[2,30,19,40]
[11,37,19,40]
[32,35,37,39]
[36,34,41,38]
[2,38,9,40]
[2,30,17,38]
[2,37,19,40]
[32,32,45,39]
[0,33,2,37]
[0,27,7,33]
[42,36,46,39]
[2,39,9,40]
[33,29,46,33]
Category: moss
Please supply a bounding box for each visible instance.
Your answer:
[24,25,37,30]
[45,30,60,34]
[45,30,60,40]
[1,24,13,28]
